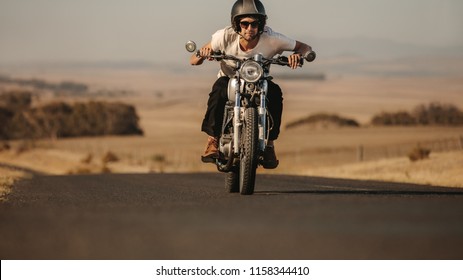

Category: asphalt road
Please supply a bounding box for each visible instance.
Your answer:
[1,173,463,259]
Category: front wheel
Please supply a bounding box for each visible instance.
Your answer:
[239,108,258,195]
[225,167,239,193]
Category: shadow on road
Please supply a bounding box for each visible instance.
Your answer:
[255,175,463,196]
[255,189,463,196]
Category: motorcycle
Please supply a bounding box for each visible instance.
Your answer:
[186,40,315,195]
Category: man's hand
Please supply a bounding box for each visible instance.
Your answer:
[288,53,302,69]
[198,47,214,60]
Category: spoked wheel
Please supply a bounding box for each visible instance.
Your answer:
[239,108,258,195]
[225,167,239,193]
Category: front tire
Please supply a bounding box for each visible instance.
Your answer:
[239,108,258,195]
[225,167,239,193]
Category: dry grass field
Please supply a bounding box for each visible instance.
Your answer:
[1,65,463,188]
[0,167,28,201]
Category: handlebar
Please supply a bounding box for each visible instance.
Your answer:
[195,50,238,62]
[196,50,315,67]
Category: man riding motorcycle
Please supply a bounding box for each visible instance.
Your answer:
[190,0,314,169]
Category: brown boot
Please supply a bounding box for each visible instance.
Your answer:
[201,136,219,163]
[262,145,279,169]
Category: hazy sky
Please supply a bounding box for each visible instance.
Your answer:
[0,0,462,63]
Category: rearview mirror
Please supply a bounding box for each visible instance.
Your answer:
[304,51,316,62]
[185,41,197,53]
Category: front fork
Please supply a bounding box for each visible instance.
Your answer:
[233,79,241,155]
[232,79,268,155]
[258,80,268,152]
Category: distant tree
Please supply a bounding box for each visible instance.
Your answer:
[0,90,32,111]
[58,81,88,93]
[0,107,14,139]
[5,111,39,139]
[33,102,74,139]
[371,102,463,126]
[1,100,143,140]
[371,111,417,126]
[104,102,144,135]
[413,102,463,125]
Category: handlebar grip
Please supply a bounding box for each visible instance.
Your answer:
[196,50,223,59]
[278,56,303,67]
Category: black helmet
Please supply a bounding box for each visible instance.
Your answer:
[231,0,267,33]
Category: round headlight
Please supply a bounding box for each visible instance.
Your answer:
[240,60,263,83]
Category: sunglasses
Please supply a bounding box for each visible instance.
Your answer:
[240,21,260,29]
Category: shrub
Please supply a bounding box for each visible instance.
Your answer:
[0,141,10,152]
[408,146,431,162]
[102,151,119,164]
[81,153,93,164]
[286,113,360,129]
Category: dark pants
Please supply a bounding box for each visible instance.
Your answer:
[201,76,283,140]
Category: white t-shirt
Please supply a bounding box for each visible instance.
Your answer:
[210,26,297,77]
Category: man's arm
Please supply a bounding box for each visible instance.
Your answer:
[294,40,312,55]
